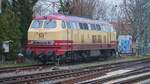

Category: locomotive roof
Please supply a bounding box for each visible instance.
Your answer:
[33,14,105,24]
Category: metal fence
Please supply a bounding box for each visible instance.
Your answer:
[138,46,150,56]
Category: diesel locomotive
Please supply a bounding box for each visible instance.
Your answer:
[26,14,117,64]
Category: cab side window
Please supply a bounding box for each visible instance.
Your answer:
[66,22,71,29]
[88,24,91,30]
[75,22,80,29]
[62,21,66,29]
[70,22,75,29]
[79,23,84,29]
[96,24,101,31]
[83,23,89,30]
[91,24,96,30]
[72,22,77,29]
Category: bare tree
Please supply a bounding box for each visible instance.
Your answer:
[33,0,108,20]
[95,0,107,20]
[121,0,150,41]
[64,0,96,19]
[33,1,60,16]
[33,3,43,16]
[112,3,131,35]
[110,5,118,21]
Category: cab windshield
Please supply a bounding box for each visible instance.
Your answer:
[31,20,43,28]
[44,20,56,29]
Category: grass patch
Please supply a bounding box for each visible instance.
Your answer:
[0,61,33,68]
[69,54,150,69]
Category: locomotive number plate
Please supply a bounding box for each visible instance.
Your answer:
[39,33,44,38]
[33,41,54,45]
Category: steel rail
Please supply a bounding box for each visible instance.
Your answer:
[2,58,150,84]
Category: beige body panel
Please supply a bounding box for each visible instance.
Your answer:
[28,20,117,44]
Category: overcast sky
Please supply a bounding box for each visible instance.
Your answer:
[106,0,123,20]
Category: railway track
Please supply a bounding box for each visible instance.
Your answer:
[1,58,150,84]
[54,59,150,84]
[111,67,150,84]
[0,64,52,74]
[0,65,39,74]
[0,58,149,74]
[0,58,145,74]
[80,65,150,84]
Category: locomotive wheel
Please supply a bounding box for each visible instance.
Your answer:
[55,55,65,65]
[64,52,73,63]
[80,52,89,62]
[71,52,84,63]
[47,51,54,60]
[101,50,108,60]
[63,51,89,63]
[72,52,80,63]
[38,51,48,64]
[61,52,78,63]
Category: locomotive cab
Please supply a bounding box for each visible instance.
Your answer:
[27,19,64,63]
[28,19,62,40]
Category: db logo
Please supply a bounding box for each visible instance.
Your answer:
[39,33,44,38]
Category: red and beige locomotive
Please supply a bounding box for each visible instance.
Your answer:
[26,14,117,64]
